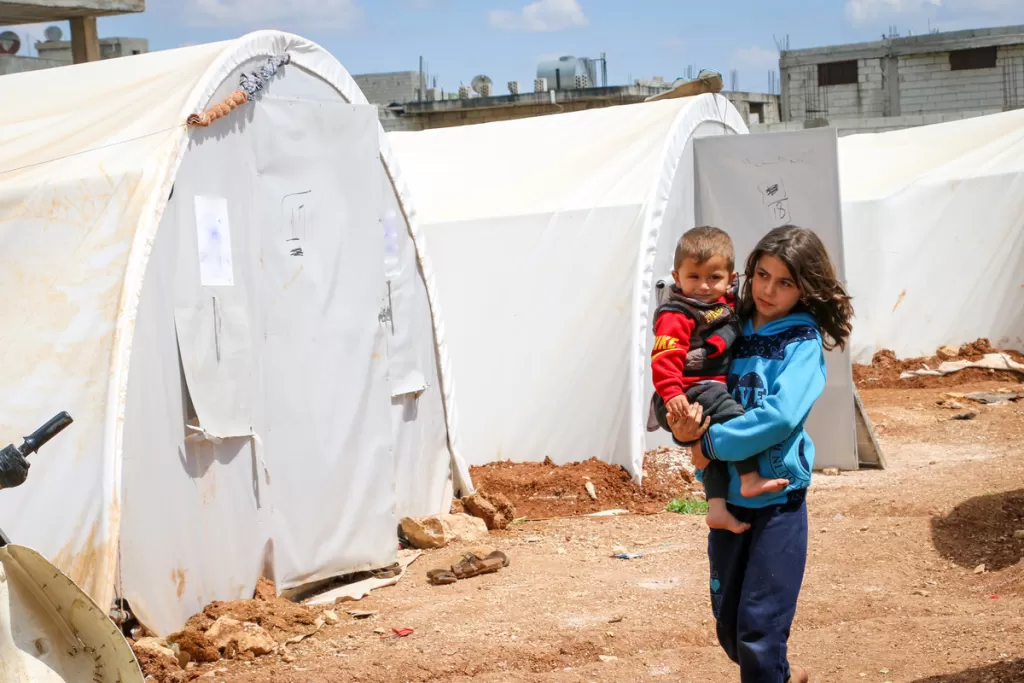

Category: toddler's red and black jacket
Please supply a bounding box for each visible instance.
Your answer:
[651,285,741,403]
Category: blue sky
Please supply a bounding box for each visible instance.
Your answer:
[5,0,1024,94]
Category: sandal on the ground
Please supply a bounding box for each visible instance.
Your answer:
[450,552,504,580]
[485,550,510,568]
[426,568,457,585]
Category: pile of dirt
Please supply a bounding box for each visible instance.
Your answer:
[133,648,188,683]
[468,448,698,519]
[137,579,326,681]
[854,339,1024,389]
[168,578,319,662]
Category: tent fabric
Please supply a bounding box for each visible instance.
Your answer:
[0,31,469,634]
[839,108,1024,362]
[389,95,748,481]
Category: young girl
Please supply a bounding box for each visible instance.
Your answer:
[669,225,853,683]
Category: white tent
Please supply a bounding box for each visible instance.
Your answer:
[389,96,749,480]
[0,31,470,636]
[839,109,1024,363]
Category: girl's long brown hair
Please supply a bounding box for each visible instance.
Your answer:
[738,225,854,351]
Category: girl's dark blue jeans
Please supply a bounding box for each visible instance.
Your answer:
[708,490,808,683]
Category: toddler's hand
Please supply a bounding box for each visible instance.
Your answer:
[665,395,689,419]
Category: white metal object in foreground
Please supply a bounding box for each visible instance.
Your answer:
[0,545,142,683]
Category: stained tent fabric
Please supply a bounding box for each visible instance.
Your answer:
[0,31,470,635]
[389,95,748,480]
[839,109,1024,362]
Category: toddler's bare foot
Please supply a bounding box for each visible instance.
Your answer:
[739,473,790,498]
[706,500,751,534]
[787,664,809,683]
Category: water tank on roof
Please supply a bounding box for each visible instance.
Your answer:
[536,55,596,90]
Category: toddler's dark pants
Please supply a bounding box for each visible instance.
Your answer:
[708,491,808,683]
[650,382,757,499]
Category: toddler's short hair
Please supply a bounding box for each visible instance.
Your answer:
[674,226,735,272]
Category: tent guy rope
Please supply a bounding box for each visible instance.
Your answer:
[187,54,291,128]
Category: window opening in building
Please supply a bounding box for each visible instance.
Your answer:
[949,46,997,71]
[817,60,858,87]
[749,101,766,123]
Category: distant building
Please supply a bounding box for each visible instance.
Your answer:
[354,71,422,107]
[355,68,779,132]
[0,0,143,64]
[0,34,147,75]
[36,35,147,62]
[763,24,1024,135]
[726,91,780,126]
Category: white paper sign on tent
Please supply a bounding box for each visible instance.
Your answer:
[693,127,858,471]
[194,195,235,287]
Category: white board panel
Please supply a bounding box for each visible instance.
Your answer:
[694,127,858,471]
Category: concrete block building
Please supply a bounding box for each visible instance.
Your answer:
[771,24,1024,134]
[0,0,143,63]
[353,71,422,107]
[356,69,780,132]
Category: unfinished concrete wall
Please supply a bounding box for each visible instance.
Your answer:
[784,58,886,121]
[725,92,782,125]
[0,53,65,75]
[353,71,421,106]
[750,108,1000,136]
[898,44,1024,114]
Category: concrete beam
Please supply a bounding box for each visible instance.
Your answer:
[0,0,143,25]
[781,24,1024,67]
[69,14,98,63]
[403,85,666,115]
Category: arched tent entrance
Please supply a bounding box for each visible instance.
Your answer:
[0,32,470,635]
[389,95,749,480]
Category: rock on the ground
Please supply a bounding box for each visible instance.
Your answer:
[322,610,340,626]
[400,513,489,549]
[822,468,841,476]
[937,345,961,360]
[1015,529,1024,539]
[205,617,278,658]
[462,490,518,530]
[253,577,276,602]
[134,637,175,660]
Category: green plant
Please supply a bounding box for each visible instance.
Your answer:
[667,498,709,515]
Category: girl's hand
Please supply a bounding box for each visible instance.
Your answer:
[667,400,711,444]
[689,439,711,471]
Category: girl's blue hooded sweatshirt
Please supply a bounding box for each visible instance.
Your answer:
[697,310,826,509]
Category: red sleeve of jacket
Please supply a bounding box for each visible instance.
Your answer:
[706,334,727,358]
[652,311,695,402]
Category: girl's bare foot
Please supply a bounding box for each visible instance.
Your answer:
[787,665,809,682]
[739,472,790,498]
[706,499,751,534]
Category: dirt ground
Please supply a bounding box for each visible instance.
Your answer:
[149,367,1024,682]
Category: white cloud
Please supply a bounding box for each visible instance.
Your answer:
[845,0,939,24]
[488,0,587,33]
[185,0,364,29]
[732,45,778,70]
[844,0,1017,25]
